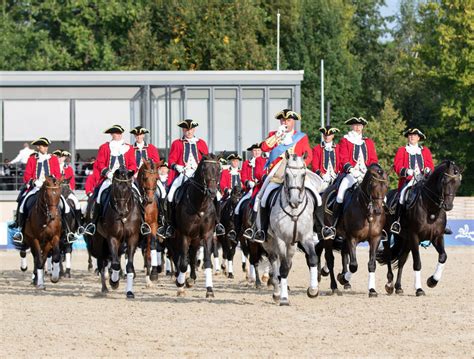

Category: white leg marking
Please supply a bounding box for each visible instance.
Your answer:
[205,268,213,288]
[228,260,233,274]
[156,251,162,266]
[126,272,134,292]
[151,249,158,266]
[52,262,60,280]
[280,278,288,299]
[177,272,186,285]
[37,269,44,286]
[414,270,422,289]
[21,257,27,270]
[310,266,318,289]
[344,271,352,282]
[433,262,445,281]
[368,272,376,290]
[111,269,120,282]
[65,253,71,269]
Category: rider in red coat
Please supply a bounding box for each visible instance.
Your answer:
[323,117,379,239]
[130,126,160,169]
[53,149,76,190]
[240,143,267,197]
[312,126,340,188]
[220,154,244,195]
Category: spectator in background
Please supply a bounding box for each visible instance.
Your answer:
[8,142,34,166]
[0,159,15,190]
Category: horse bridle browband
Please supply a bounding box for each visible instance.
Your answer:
[422,170,461,210]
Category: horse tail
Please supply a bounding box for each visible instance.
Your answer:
[376,234,403,266]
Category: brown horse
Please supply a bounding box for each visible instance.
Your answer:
[86,168,141,298]
[322,163,389,297]
[14,176,63,289]
[136,159,161,285]
[167,153,221,297]
[377,160,462,296]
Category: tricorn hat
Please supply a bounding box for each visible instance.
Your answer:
[178,119,199,129]
[31,137,51,146]
[319,126,340,136]
[52,149,62,156]
[104,124,125,134]
[246,143,261,151]
[61,150,72,157]
[130,126,149,135]
[404,128,426,140]
[159,161,169,169]
[345,117,368,126]
[226,153,242,161]
[275,109,301,121]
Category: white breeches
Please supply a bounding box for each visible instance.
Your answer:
[96,179,140,204]
[235,189,252,215]
[259,182,281,209]
[67,193,81,210]
[336,174,359,203]
[399,178,415,205]
[157,181,167,199]
[19,187,39,213]
[167,173,188,202]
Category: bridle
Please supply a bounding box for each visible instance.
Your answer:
[422,165,461,211]
[111,175,133,220]
[188,159,220,196]
[41,183,61,224]
[358,168,388,222]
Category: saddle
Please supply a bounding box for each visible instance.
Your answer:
[405,183,421,210]
[23,192,38,215]
[324,184,356,215]
[386,190,399,215]
[99,187,112,216]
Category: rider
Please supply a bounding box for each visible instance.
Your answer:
[323,117,378,240]
[9,137,61,242]
[390,128,435,234]
[312,125,340,191]
[219,153,244,196]
[130,126,160,169]
[84,125,137,235]
[243,109,315,243]
[162,119,225,238]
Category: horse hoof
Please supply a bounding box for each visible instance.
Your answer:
[416,288,425,297]
[321,268,330,277]
[150,273,158,282]
[307,287,319,298]
[385,283,394,295]
[228,273,234,279]
[262,274,270,283]
[185,278,195,288]
[255,283,262,290]
[65,269,71,279]
[206,288,214,298]
[368,289,378,298]
[272,294,280,303]
[109,278,119,290]
[101,287,109,294]
[177,289,185,297]
[36,284,45,290]
[337,273,349,286]
[427,276,438,288]
[279,298,290,306]
[126,291,135,299]
[344,283,351,290]
[20,266,28,272]
[395,288,404,295]
[88,264,93,272]
[50,276,59,284]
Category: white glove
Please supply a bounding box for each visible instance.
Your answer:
[322,173,331,182]
[406,169,414,176]
[423,167,431,175]
[34,179,44,187]
[247,180,255,189]
[174,164,184,174]
[106,171,114,180]
[350,168,362,178]
[276,125,287,138]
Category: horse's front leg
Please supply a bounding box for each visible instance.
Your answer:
[278,243,296,306]
[144,233,152,287]
[125,235,139,299]
[268,253,280,302]
[300,239,319,299]
[64,243,72,278]
[186,243,198,288]
[20,250,28,272]
[367,235,380,298]
[427,236,447,289]
[226,240,237,279]
[322,239,339,294]
[32,239,46,290]
[97,256,108,294]
[203,232,215,298]
[175,235,189,297]
[383,237,395,294]
[395,244,410,295]
[150,236,162,281]
[50,235,61,283]
[108,237,121,290]
[337,238,354,289]
[410,234,425,296]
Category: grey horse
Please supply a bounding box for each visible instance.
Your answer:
[262,152,322,306]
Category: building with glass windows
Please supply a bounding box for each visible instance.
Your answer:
[0,71,303,162]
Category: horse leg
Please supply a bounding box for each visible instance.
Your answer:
[125,237,138,299]
[226,241,237,279]
[427,236,447,288]
[367,236,379,298]
[150,237,160,281]
[186,244,197,288]
[383,238,395,294]
[213,240,221,275]
[395,247,410,294]
[301,240,319,298]
[175,237,189,297]
[203,233,215,298]
[50,236,61,283]
[410,235,425,296]
[87,250,93,272]
[20,250,28,272]
[269,254,280,302]
[98,257,108,294]
[108,237,121,290]
[323,239,339,294]
[64,244,72,278]
[144,234,152,288]
[337,240,354,290]
[32,240,45,290]
[279,245,295,306]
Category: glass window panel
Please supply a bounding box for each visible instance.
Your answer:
[242,89,264,99]
[153,97,167,149]
[187,89,209,99]
[214,99,236,152]
[270,88,292,99]
[269,98,292,131]
[215,89,237,99]
[242,98,264,147]
[170,98,184,141]
[186,89,209,145]
[75,100,130,149]
[4,100,70,141]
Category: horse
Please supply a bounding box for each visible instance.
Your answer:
[167,153,221,297]
[13,176,63,289]
[322,163,389,297]
[85,168,142,298]
[218,185,243,279]
[262,152,319,306]
[377,160,462,296]
[136,159,161,286]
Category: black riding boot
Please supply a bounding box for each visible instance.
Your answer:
[84,203,101,236]
[164,201,175,238]
[214,198,225,236]
[243,210,257,240]
[322,202,342,240]
[390,204,402,234]
[313,205,325,243]
[253,206,269,244]
[12,212,26,242]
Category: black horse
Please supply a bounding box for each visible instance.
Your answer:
[377,160,462,296]
[85,168,142,298]
[166,154,221,297]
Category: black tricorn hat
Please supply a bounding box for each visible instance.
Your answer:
[345,117,368,126]
[159,161,169,168]
[130,126,149,135]
[178,119,199,129]
[31,137,51,146]
[61,150,72,157]
[52,149,62,156]
[246,143,261,151]
[275,109,301,121]
[104,124,125,134]
[227,153,242,161]
[404,128,426,140]
[319,126,340,136]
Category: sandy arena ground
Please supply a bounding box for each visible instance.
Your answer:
[0,247,473,358]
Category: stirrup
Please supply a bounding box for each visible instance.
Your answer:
[165,225,175,238]
[390,221,401,235]
[243,227,254,240]
[66,232,78,244]
[140,223,152,236]
[216,223,225,236]
[157,226,166,240]
[8,221,18,230]
[322,226,336,240]
[227,230,237,243]
[12,231,24,244]
[76,226,85,236]
[252,229,265,244]
[84,223,96,236]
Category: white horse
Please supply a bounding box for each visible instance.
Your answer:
[262,152,321,306]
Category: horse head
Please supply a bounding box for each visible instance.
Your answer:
[429,160,462,211]
[230,185,243,206]
[60,176,73,197]
[111,167,135,218]
[41,176,62,222]
[138,160,158,204]
[194,153,221,199]
[362,164,389,215]
[284,152,307,209]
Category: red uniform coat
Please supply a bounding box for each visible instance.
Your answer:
[167,137,209,185]
[241,156,267,186]
[133,142,160,168]
[311,143,340,176]
[261,130,312,170]
[93,142,137,183]
[62,165,76,190]
[220,168,244,193]
[338,137,378,173]
[85,174,98,196]
[24,153,61,183]
[393,145,434,190]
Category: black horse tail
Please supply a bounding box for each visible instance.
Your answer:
[376,234,403,267]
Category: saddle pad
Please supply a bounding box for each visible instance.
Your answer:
[100,187,112,215]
